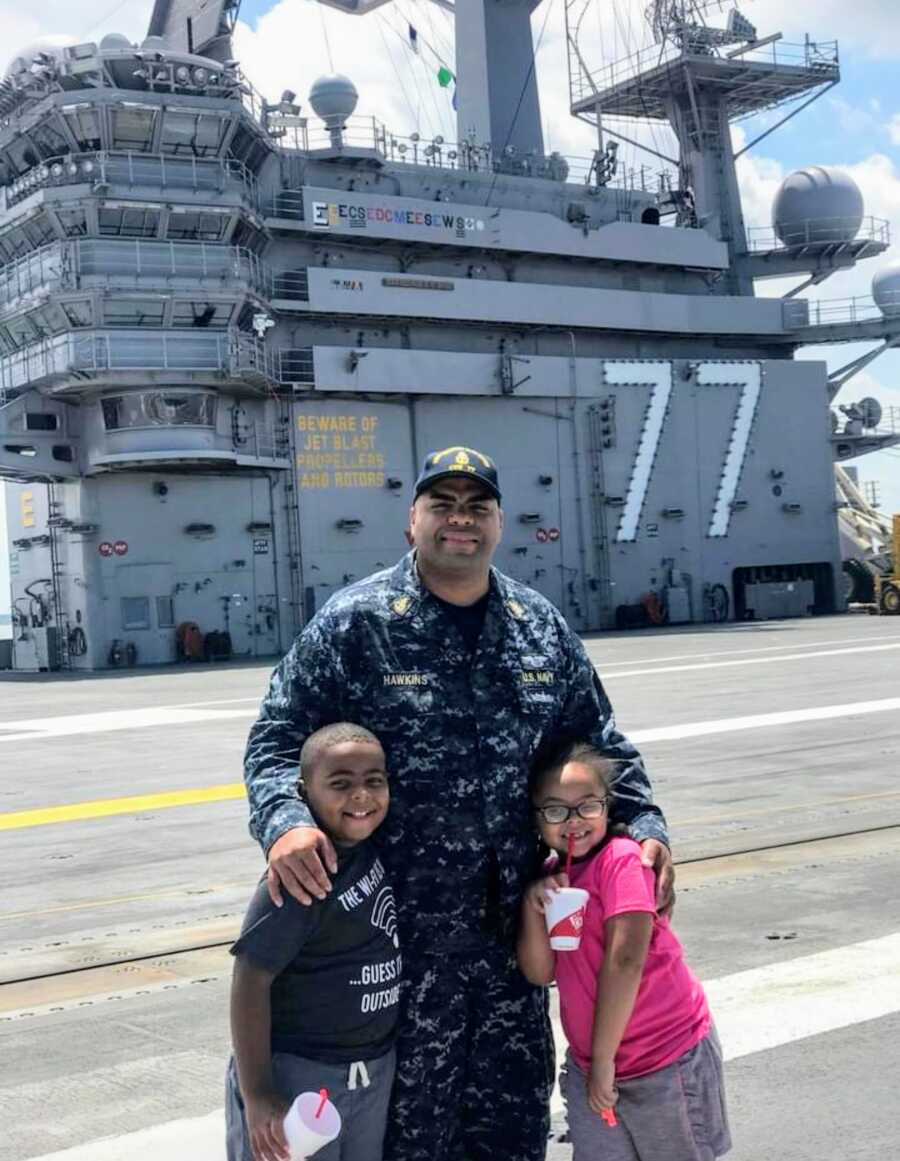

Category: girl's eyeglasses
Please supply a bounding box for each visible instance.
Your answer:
[533,797,609,825]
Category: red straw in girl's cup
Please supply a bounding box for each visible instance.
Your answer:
[545,835,589,950]
[283,1088,341,1159]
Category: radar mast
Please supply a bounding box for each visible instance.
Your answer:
[566,1,840,291]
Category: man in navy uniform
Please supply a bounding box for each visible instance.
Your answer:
[244,446,673,1161]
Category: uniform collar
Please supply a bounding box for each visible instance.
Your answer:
[387,551,524,628]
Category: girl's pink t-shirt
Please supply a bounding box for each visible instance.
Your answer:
[554,835,710,1080]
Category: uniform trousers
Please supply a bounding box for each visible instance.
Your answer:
[383,939,554,1161]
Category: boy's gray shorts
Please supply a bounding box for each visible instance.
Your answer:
[226,1047,396,1161]
[560,1028,731,1161]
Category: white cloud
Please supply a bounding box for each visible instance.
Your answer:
[0,1,154,70]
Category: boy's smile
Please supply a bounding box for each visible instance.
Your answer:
[302,740,390,846]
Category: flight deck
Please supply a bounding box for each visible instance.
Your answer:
[2,613,898,1160]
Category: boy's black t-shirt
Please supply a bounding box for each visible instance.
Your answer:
[231,841,401,1063]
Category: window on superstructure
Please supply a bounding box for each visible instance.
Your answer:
[156,596,175,629]
[30,122,71,160]
[160,111,227,157]
[111,106,158,152]
[101,392,217,430]
[98,205,160,238]
[104,297,167,327]
[20,218,55,251]
[171,301,233,328]
[27,302,70,336]
[167,210,228,241]
[4,137,41,176]
[121,597,151,631]
[2,316,41,348]
[55,208,89,237]
[62,107,102,151]
[229,124,267,170]
[61,300,94,328]
[231,219,266,253]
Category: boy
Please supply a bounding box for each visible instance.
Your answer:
[226,723,400,1161]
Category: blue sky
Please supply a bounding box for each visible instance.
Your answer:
[1,0,899,613]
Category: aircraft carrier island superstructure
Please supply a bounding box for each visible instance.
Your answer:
[1,0,899,670]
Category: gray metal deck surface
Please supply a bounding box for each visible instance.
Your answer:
[1,613,899,1160]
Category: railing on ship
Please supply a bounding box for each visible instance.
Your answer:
[569,37,840,106]
[0,240,271,311]
[782,290,900,330]
[0,330,278,392]
[2,152,258,211]
[746,216,890,252]
[270,115,669,193]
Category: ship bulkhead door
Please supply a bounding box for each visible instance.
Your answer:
[114,563,176,665]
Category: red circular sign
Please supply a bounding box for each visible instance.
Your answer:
[98,542,113,557]
[548,528,561,542]
[536,528,549,543]
[113,540,129,556]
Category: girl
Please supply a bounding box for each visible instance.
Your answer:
[517,739,730,1161]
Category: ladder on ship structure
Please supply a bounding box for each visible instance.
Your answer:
[47,483,70,670]
[278,400,306,635]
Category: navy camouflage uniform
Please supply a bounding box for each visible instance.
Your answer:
[244,552,668,1161]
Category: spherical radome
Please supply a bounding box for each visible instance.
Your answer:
[4,35,77,79]
[872,263,900,318]
[309,74,359,127]
[772,167,864,247]
[100,34,135,53]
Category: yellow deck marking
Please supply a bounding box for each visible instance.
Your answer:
[0,783,247,831]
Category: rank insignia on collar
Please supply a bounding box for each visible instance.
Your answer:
[391,595,412,616]
[506,598,527,620]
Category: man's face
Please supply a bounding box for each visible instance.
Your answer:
[409,477,503,574]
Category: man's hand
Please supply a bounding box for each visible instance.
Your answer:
[245,1091,291,1161]
[588,1057,618,1115]
[639,839,675,916]
[267,826,338,907]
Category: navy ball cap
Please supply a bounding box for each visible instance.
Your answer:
[414,446,501,502]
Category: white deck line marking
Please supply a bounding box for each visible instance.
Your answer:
[0,705,256,743]
[630,697,900,744]
[603,641,900,679]
[3,696,900,748]
[23,932,900,1159]
[597,633,900,669]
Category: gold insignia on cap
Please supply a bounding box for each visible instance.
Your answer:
[391,595,412,616]
[430,445,493,469]
[506,598,527,620]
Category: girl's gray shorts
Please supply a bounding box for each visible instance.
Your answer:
[226,1047,396,1161]
[560,1027,731,1161]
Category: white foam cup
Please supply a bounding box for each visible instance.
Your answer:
[544,887,589,950]
[283,1091,342,1159]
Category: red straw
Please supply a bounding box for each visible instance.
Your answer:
[315,1089,328,1119]
[565,832,575,879]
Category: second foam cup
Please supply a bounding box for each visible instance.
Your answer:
[544,887,589,950]
[283,1091,341,1159]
